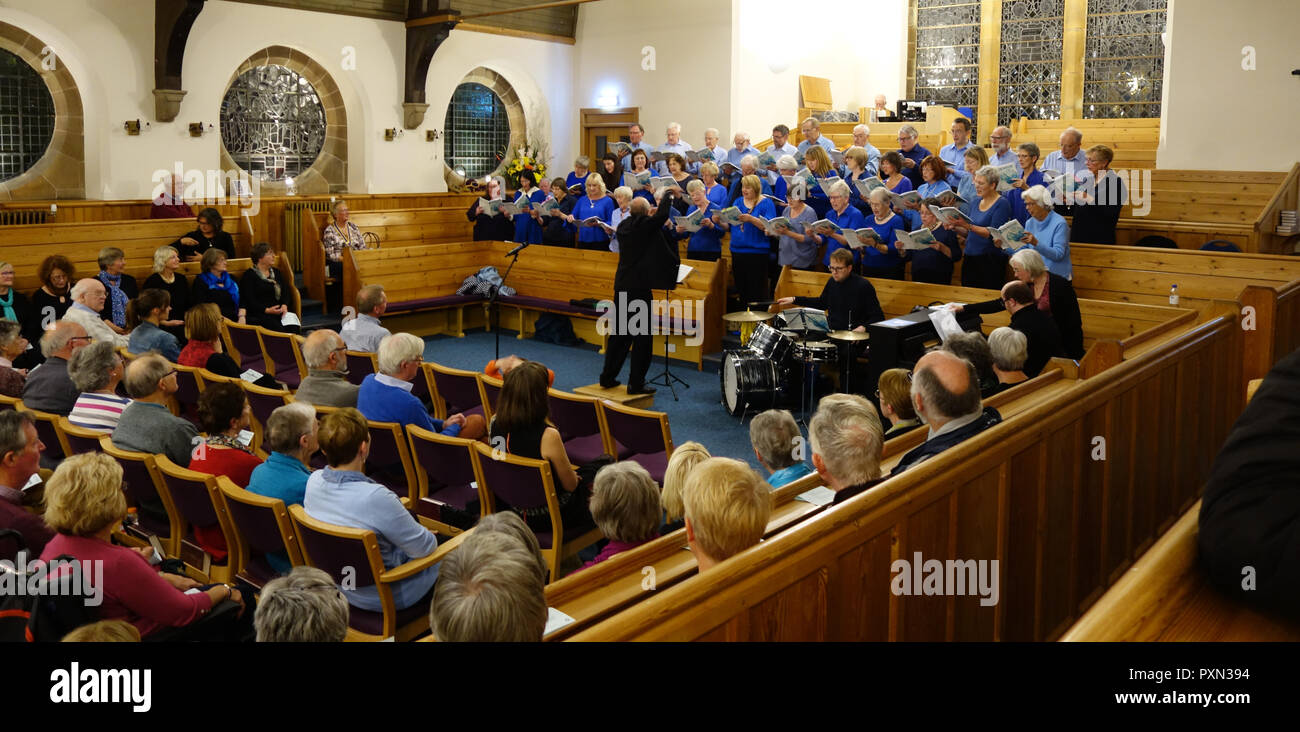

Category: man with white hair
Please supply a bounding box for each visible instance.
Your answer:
[357,332,486,440]
[150,173,194,219]
[988,126,1019,170]
[21,321,90,416]
[429,530,548,642]
[700,128,728,172]
[896,124,931,189]
[1042,127,1085,178]
[726,154,774,202]
[295,329,359,408]
[868,94,894,122]
[808,393,885,504]
[656,121,692,175]
[63,279,129,348]
[724,131,761,172]
[849,124,881,177]
[890,350,1003,476]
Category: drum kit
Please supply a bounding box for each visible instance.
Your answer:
[720,310,869,418]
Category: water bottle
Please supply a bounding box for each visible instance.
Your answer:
[1169,284,1180,307]
[123,507,139,530]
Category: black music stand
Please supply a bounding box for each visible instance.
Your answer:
[647,311,689,401]
[783,308,819,427]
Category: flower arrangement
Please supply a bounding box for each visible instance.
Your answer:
[504,141,549,189]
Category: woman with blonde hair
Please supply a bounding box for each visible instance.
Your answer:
[142,245,188,340]
[661,441,711,533]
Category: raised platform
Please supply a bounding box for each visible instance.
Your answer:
[573,383,656,409]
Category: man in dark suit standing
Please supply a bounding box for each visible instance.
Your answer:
[599,189,679,395]
[1001,281,1064,377]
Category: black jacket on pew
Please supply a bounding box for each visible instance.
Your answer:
[1199,346,1300,615]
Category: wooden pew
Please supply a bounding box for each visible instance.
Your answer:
[344,242,727,369]
[1103,170,1288,251]
[300,206,476,309]
[0,218,254,294]
[1060,500,1300,641]
[570,313,1244,641]
[545,365,1077,640]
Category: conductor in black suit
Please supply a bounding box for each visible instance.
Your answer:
[599,189,680,395]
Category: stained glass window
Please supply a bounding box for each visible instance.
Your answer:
[0,50,55,182]
[997,0,1064,126]
[444,83,511,179]
[913,0,981,124]
[1084,0,1167,118]
[220,65,326,182]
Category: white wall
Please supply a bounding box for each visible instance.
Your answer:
[730,0,909,142]
[0,0,573,198]
[573,0,732,154]
[1159,0,1300,171]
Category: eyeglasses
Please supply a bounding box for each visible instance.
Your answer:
[828,265,850,272]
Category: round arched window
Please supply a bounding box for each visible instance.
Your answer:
[444,82,510,178]
[0,49,56,182]
[220,64,326,182]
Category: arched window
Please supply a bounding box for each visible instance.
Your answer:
[0,49,55,182]
[220,64,327,182]
[444,82,511,179]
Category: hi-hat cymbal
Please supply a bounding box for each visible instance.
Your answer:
[723,310,775,323]
[828,329,869,341]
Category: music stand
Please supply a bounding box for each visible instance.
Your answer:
[779,308,828,427]
[647,308,689,401]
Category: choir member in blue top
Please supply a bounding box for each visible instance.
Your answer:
[950,166,1014,290]
[511,172,546,244]
[766,124,799,173]
[938,117,976,173]
[843,147,876,216]
[802,146,839,220]
[909,199,963,285]
[896,125,931,189]
[1009,186,1072,279]
[916,155,953,200]
[769,155,801,210]
[674,180,727,262]
[655,122,693,176]
[950,146,988,217]
[988,126,1020,172]
[716,175,776,305]
[618,123,654,170]
[1003,143,1046,224]
[726,155,773,204]
[625,149,657,206]
[880,152,913,195]
[723,132,761,171]
[565,174,617,251]
[860,187,907,279]
[698,162,729,208]
[566,156,590,200]
[820,180,867,269]
[1042,127,1086,178]
[796,117,839,156]
[662,153,696,215]
[696,128,729,176]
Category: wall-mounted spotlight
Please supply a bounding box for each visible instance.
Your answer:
[124,119,150,135]
[384,128,404,141]
[188,122,214,137]
[426,129,442,142]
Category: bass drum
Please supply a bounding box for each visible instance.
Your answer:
[721,351,781,417]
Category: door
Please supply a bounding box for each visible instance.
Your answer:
[585,127,630,164]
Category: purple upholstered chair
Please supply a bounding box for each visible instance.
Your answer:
[425,362,486,421]
[473,442,602,583]
[222,320,267,373]
[240,380,291,454]
[480,374,502,420]
[364,420,417,507]
[406,425,486,536]
[547,389,625,465]
[218,477,302,589]
[172,365,204,426]
[99,438,181,556]
[25,407,64,463]
[259,329,306,389]
[345,350,378,386]
[597,401,675,485]
[153,455,236,583]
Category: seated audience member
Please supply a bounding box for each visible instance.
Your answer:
[295,329,359,408]
[358,333,486,441]
[682,457,771,571]
[909,198,962,285]
[28,255,76,356]
[877,368,921,437]
[749,409,812,487]
[0,320,27,398]
[1013,185,1072,279]
[1199,346,1300,615]
[954,249,1084,361]
[40,453,245,640]
[0,263,32,356]
[150,174,194,219]
[473,511,548,582]
[342,284,391,354]
[173,208,236,262]
[808,393,885,505]
[891,350,1003,476]
[188,382,263,560]
[943,331,1001,398]
[246,402,317,574]
[95,247,138,332]
[0,411,53,559]
[998,281,1065,378]
[67,341,130,432]
[240,243,299,334]
[484,354,554,386]
[574,461,662,572]
[254,566,349,643]
[62,619,141,643]
[306,408,441,612]
[176,303,281,389]
[112,353,199,469]
[126,289,181,362]
[143,245,190,342]
[21,322,90,416]
[64,279,129,348]
[190,249,246,324]
[661,441,710,534]
[776,248,884,332]
[1069,144,1126,245]
[429,530,548,642]
[988,327,1030,394]
[487,360,590,534]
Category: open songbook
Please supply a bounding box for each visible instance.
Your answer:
[828,149,846,167]
[760,216,793,236]
[579,216,615,234]
[714,206,744,227]
[566,184,585,196]
[478,197,519,217]
[888,190,923,208]
[623,170,652,188]
[814,175,843,197]
[720,161,741,176]
[534,197,562,217]
[853,176,886,198]
[808,220,886,250]
[672,208,708,232]
[987,219,1028,248]
[684,148,717,164]
[930,206,971,227]
[757,151,778,168]
[606,141,633,157]
[994,162,1020,192]
[512,193,534,212]
[650,176,683,193]
[895,226,939,250]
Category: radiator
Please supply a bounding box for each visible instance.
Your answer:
[0,210,50,226]
[281,201,332,270]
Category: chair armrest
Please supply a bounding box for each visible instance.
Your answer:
[377,529,472,584]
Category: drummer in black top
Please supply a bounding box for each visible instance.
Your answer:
[775,248,883,331]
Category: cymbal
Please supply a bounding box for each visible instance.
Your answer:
[723,310,775,323]
[828,329,869,342]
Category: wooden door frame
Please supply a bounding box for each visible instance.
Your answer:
[580,107,640,162]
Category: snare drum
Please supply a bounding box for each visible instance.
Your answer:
[746,323,794,364]
[794,341,839,363]
[720,351,782,416]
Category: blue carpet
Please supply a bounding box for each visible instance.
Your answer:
[422,330,784,472]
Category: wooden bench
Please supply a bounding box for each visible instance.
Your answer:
[1102,169,1289,251]
[569,313,1244,641]
[1014,117,1160,169]
[300,206,476,309]
[0,218,254,294]
[344,242,728,369]
[1060,500,1300,641]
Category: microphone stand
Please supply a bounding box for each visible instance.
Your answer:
[492,243,527,361]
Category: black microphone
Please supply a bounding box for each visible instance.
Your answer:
[506,241,530,256]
